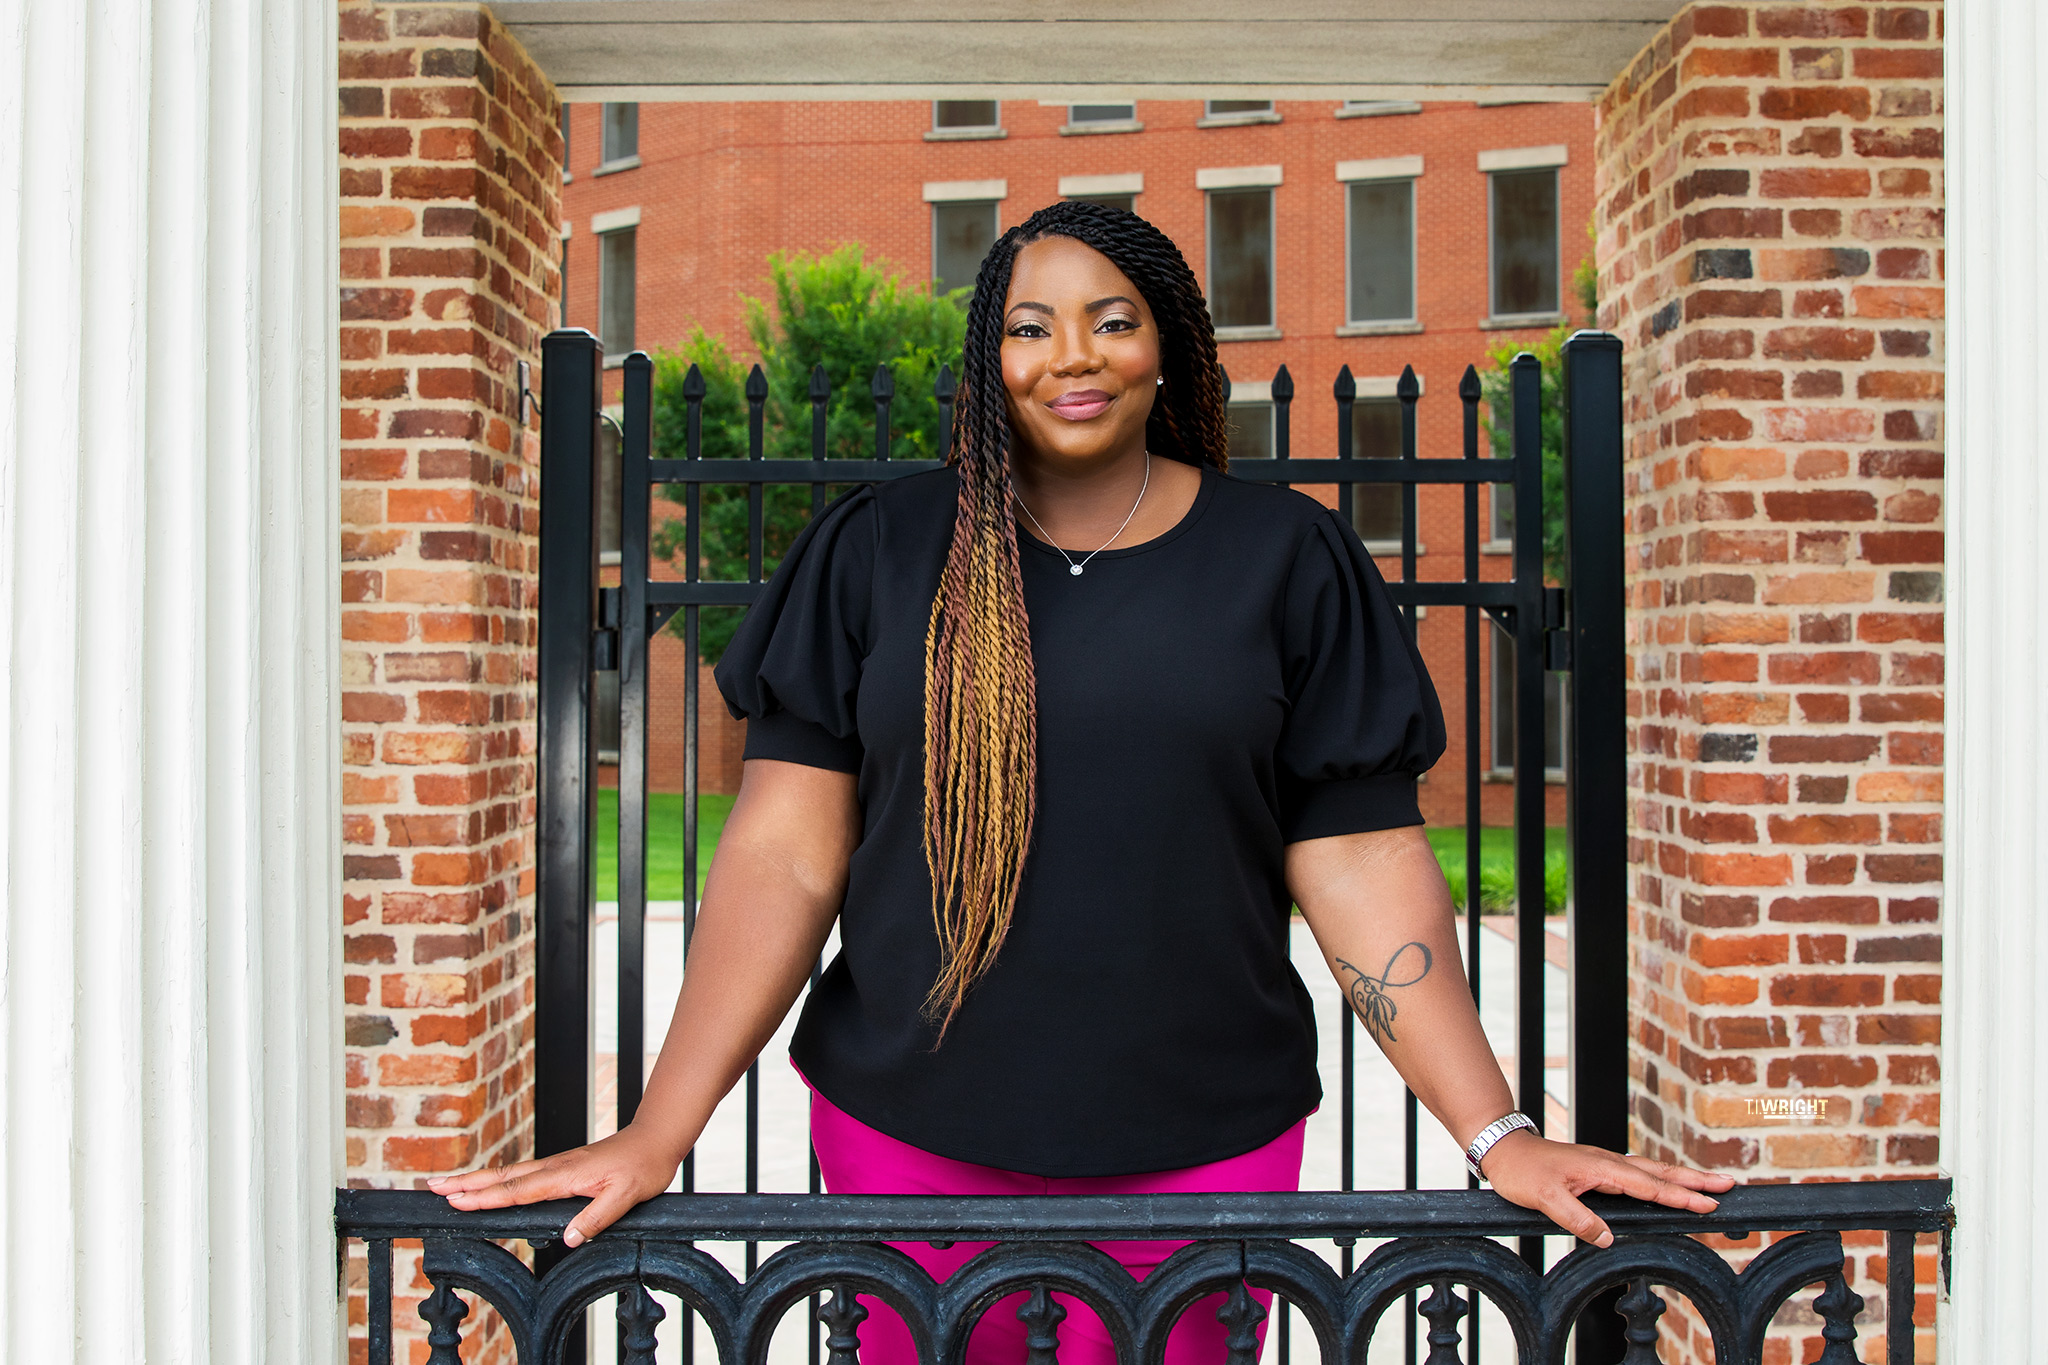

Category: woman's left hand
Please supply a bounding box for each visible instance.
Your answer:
[1478,1130,1737,1246]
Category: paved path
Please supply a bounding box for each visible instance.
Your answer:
[586,909,1572,1364]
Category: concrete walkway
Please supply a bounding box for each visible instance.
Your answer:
[586,908,1572,1364]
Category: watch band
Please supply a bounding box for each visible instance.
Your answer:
[1464,1111,1537,1180]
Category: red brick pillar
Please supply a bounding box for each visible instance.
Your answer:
[1595,4,1942,1360]
[338,1,560,1355]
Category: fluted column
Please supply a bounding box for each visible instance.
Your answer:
[1943,0,2047,1356]
[0,1,339,1361]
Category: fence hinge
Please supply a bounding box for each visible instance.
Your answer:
[593,587,621,672]
[1542,587,1571,671]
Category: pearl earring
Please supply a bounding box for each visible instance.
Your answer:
[1156,376,1164,386]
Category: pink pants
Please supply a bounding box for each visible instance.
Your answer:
[808,1086,1306,1365]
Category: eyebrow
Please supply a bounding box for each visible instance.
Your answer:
[1005,295,1141,319]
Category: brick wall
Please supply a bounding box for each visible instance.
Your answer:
[1594,3,1942,1359]
[337,1,561,1357]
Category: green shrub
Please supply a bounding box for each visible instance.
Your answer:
[648,246,966,664]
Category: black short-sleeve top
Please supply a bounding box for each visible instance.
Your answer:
[714,463,1445,1177]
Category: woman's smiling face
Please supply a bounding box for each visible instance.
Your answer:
[999,234,1161,472]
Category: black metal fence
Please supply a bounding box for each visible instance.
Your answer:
[336,1180,1951,1364]
[334,327,1953,1363]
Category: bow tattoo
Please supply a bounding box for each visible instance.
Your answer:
[1336,942,1434,1046]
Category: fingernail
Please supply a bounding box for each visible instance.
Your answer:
[564,1228,583,1248]
[1596,1231,1613,1248]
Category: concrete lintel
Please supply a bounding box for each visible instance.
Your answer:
[1336,154,1425,182]
[1059,172,1144,197]
[1477,143,1571,171]
[1197,164,1283,190]
[499,5,1679,98]
[923,178,1007,202]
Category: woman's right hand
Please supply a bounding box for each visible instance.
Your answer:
[427,1122,684,1247]
[428,759,858,1249]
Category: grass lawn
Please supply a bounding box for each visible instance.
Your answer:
[1425,825,1570,914]
[598,791,1565,913]
[594,789,736,901]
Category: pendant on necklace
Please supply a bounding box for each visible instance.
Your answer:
[1070,564,1083,576]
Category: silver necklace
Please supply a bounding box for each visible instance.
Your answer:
[1015,454,1151,577]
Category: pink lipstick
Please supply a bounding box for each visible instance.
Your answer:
[1047,389,1114,421]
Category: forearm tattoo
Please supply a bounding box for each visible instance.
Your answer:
[1336,943,1433,1046]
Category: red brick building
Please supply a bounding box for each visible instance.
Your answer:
[560,95,1598,824]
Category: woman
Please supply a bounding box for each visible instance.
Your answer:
[432,201,1731,1363]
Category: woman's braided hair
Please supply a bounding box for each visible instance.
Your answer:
[921,200,1230,1035]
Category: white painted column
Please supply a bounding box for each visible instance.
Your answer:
[0,1,339,1361]
[1943,0,2048,1356]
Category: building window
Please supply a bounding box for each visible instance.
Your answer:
[601,102,638,165]
[559,231,570,330]
[1490,469,1514,545]
[1489,167,1561,319]
[1488,384,1515,543]
[933,100,1000,131]
[932,200,999,296]
[1227,401,1274,463]
[1491,620,1565,777]
[599,227,636,356]
[1337,99,1422,118]
[1350,398,1405,544]
[1346,178,1416,325]
[1206,188,1274,329]
[597,414,623,560]
[1063,102,1140,134]
[561,103,573,178]
[1202,99,1277,125]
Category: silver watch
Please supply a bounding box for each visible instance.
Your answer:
[1464,1111,1537,1181]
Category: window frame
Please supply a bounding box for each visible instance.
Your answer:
[1061,102,1142,135]
[597,223,637,360]
[1486,165,1564,324]
[1489,468,1514,547]
[1225,397,1275,464]
[1335,99,1423,119]
[1342,174,1419,328]
[1200,99,1279,127]
[558,221,571,330]
[1348,395,1410,551]
[930,198,1001,297]
[1489,619,1567,781]
[1068,101,1136,123]
[928,100,1004,141]
[1203,184,1278,335]
[598,101,639,171]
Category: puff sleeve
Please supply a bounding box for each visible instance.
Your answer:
[1275,508,1448,841]
[711,486,878,774]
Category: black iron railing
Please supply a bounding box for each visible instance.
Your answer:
[336,1178,1951,1364]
